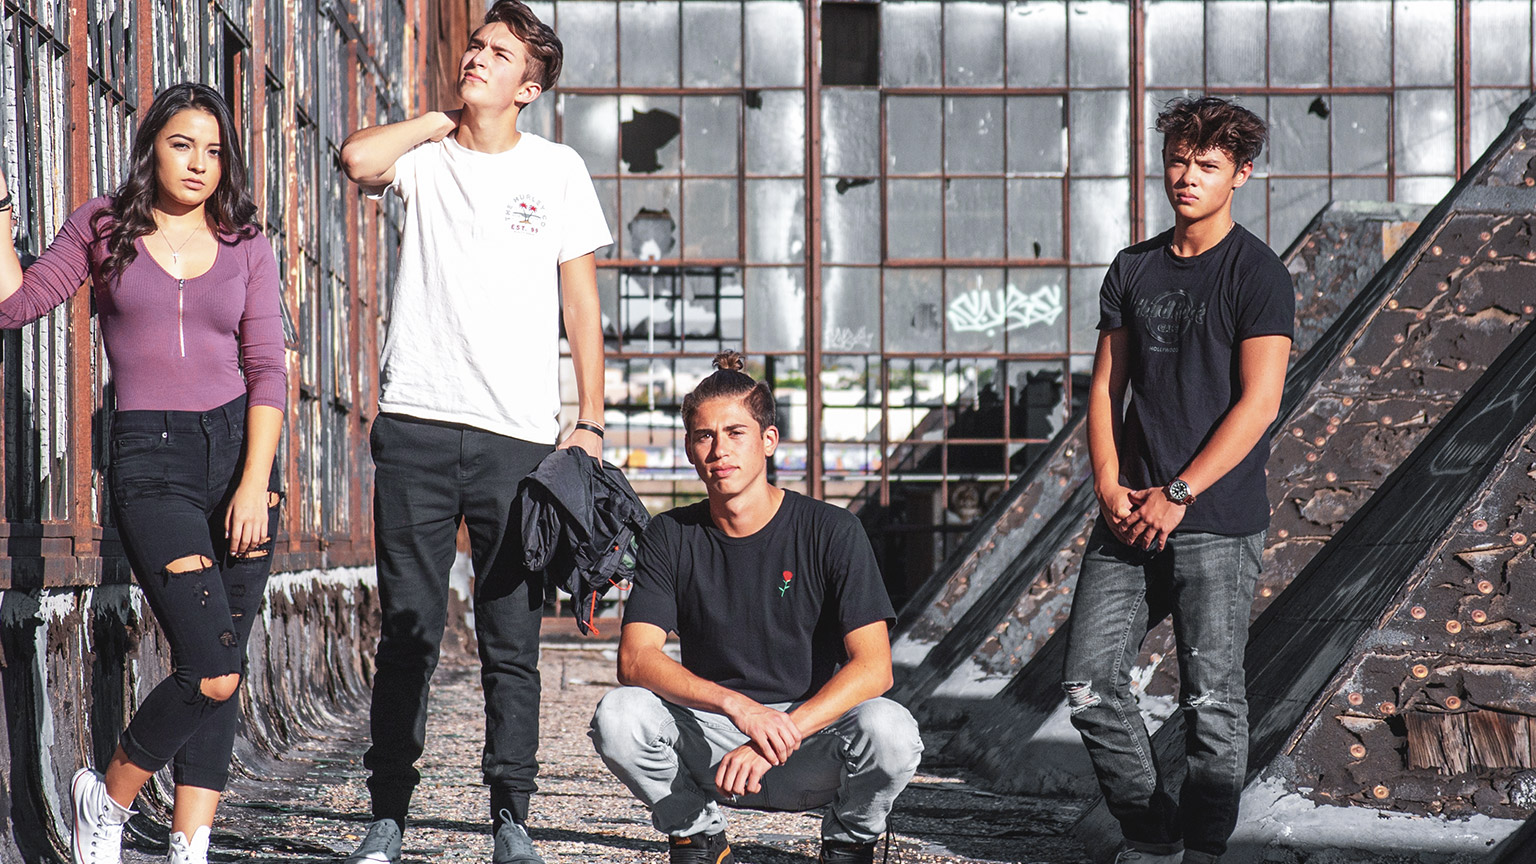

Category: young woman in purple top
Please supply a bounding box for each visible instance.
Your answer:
[0,83,286,864]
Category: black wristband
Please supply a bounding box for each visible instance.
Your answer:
[0,191,12,212]
[574,419,605,438]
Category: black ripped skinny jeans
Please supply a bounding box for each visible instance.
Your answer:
[110,394,281,791]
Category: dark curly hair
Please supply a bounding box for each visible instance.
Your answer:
[483,0,563,94]
[1156,96,1268,168]
[681,351,777,433]
[91,83,259,286]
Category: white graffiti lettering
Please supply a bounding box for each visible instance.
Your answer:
[947,284,1064,335]
[826,325,876,351]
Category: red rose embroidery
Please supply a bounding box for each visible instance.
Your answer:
[778,570,793,597]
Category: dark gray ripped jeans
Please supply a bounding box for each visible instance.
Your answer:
[1062,519,1264,863]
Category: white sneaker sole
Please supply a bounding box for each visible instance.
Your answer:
[70,768,97,864]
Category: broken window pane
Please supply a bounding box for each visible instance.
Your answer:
[682,95,739,175]
[557,1,617,87]
[945,179,1005,260]
[886,96,942,175]
[682,178,739,260]
[1470,2,1531,85]
[1268,95,1329,175]
[945,269,1007,353]
[1205,0,1265,87]
[746,90,805,176]
[945,97,1004,174]
[1145,1,1202,86]
[1395,0,1454,86]
[944,1,1004,87]
[1332,1,1391,86]
[884,268,944,352]
[1069,179,1130,264]
[682,268,744,344]
[563,93,619,174]
[1393,88,1455,175]
[682,1,741,87]
[1005,268,1069,354]
[621,178,681,258]
[619,0,679,87]
[882,1,942,87]
[1069,90,1128,176]
[744,1,805,87]
[745,179,806,263]
[1007,0,1066,87]
[822,2,879,86]
[1331,95,1389,174]
[822,89,879,177]
[886,179,943,260]
[823,177,882,265]
[620,94,681,175]
[745,267,806,352]
[1007,95,1066,174]
[1268,0,1328,87]
[1008,179,1065,260]
[1068,0,1129,87]
[823,267,881,353]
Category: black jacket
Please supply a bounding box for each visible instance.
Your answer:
[517,448,650,635]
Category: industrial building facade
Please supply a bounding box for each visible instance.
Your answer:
[2,0,1535,599]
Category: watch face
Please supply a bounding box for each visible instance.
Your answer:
[1169,479,1190,501]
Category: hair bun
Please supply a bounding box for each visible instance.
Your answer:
[713,350,747,373]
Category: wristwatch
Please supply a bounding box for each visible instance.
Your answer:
[1164,478,1197,505]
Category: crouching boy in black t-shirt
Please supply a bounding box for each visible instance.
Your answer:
[590,351,921,864]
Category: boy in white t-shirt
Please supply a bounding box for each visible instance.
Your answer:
[337,3,612,862]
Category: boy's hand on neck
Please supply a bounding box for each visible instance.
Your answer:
[429,109,461,142]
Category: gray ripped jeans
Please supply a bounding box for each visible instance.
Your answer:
[589,687,922,843]
[1062,519,1264,864]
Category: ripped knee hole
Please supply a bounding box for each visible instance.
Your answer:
[1064,681,1102,713]
[199,671,241,700]
[165,554,215,574]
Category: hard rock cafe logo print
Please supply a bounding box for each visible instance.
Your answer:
[1134,290,1207,345]
[506,195,548,235]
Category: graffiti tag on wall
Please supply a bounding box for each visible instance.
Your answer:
[947,283,1064,337]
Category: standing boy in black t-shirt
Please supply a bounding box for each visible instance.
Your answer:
[590,352,921,864]
[1063,97,1294,864]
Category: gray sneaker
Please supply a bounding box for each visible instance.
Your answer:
[343,819,402,864]
[492,813,545,864]
[1113,848,1183,863]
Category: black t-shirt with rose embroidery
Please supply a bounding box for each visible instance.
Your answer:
[623,489,895,705]
[1098,224,1295,537]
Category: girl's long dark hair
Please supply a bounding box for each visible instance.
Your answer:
[91,83,259,286]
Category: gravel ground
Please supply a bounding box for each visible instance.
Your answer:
[120,643,1095,864]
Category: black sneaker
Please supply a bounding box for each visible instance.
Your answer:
[667,830,735,864]
[819,839,877,864]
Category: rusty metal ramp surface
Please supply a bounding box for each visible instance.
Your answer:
[889,198,1429,723]
[945,96,1536,798]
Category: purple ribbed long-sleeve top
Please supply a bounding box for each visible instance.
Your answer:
[0,197,287,412]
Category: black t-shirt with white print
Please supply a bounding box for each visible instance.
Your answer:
[1098,224,1295,537]
[623,489,895,705]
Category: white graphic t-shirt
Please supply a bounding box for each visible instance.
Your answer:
[373,133,612,443]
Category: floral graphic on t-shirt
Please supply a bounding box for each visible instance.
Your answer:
[778,570,794,597]
[506,194,548,235]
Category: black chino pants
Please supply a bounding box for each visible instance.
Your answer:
[364,412,552,830]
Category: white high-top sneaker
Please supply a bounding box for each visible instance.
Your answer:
[167,826,210,864]
[70,768,134,864]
